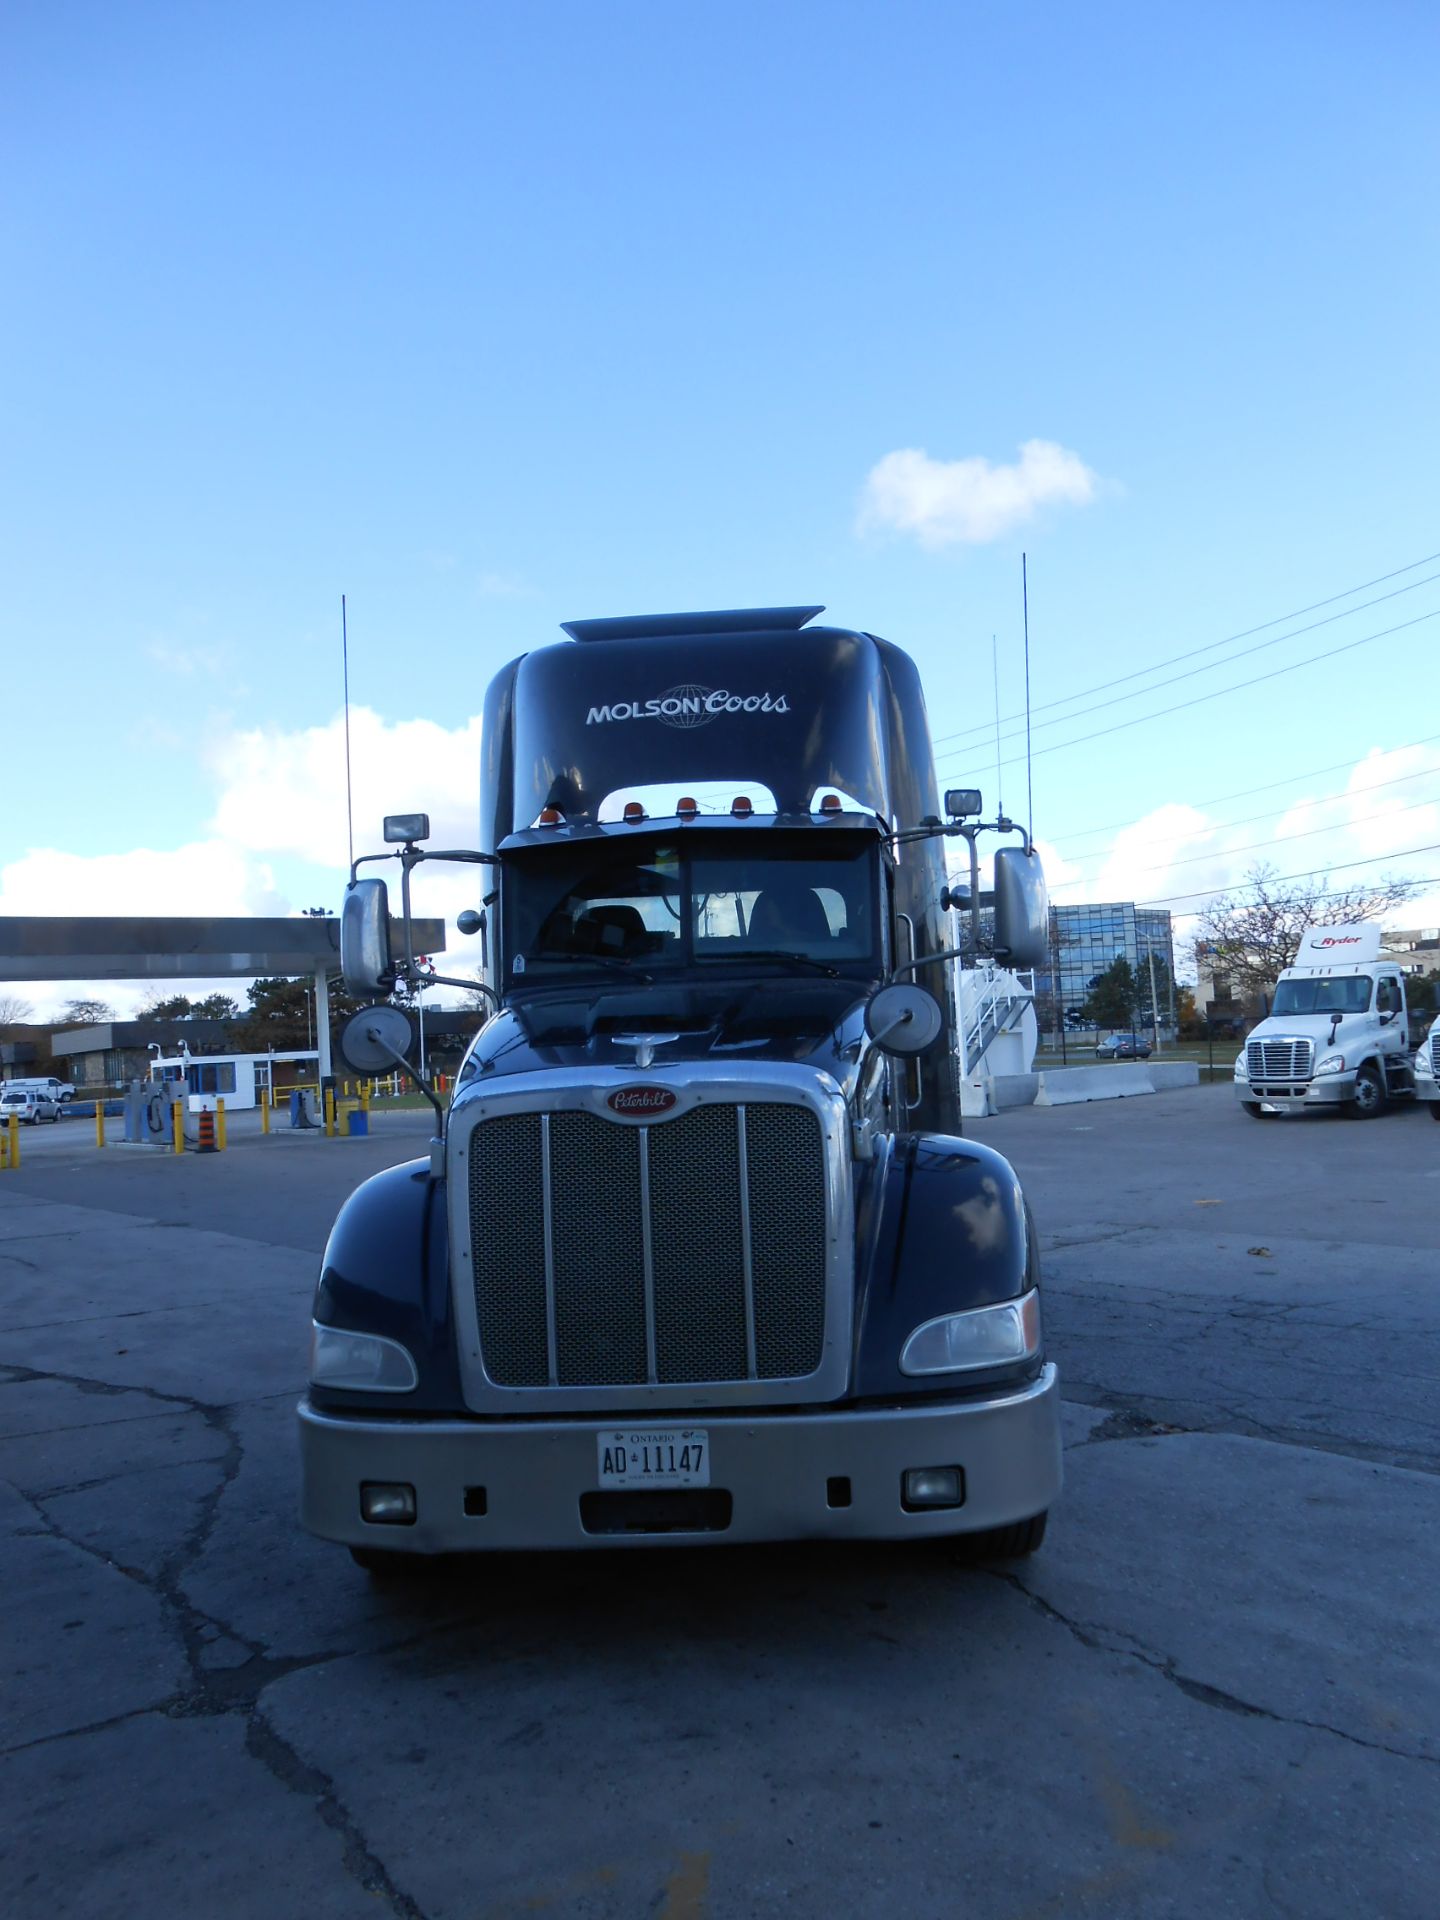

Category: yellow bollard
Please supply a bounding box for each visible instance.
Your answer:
[324,1087,335,1138]
[96,1100,106,1148]
[172,1099,184,1154]
[361,1081,371,1114]
[1,1112,16,1168]
[216,1097,227,1151]
[260,1094,270,1135]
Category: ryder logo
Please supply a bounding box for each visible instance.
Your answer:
[1313,936,1362,948]
[586,683,790,730]
[607,1086,678,1118]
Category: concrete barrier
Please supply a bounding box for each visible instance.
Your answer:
[1036,1061,1200,1106]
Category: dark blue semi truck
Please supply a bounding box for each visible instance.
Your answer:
[298,606,1062,1572]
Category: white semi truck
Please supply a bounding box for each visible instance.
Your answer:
[1414,1012,1440,1121]
[1234,924,1417,1118]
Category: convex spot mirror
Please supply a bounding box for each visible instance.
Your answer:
[339,1005,417,1075]
[341,879,394,998]
[865,984,943,1057]
[992,846,1049,969]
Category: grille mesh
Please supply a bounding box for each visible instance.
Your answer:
[466,1098,828,1390]
[468,1113,549,1386]
[1431,1033,1440,1077]
[1247,1038,1314,1081]
[745,1105,827,1378]
[649,1105,749,1383]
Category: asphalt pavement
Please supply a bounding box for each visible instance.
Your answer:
[1,1085,1436,1918]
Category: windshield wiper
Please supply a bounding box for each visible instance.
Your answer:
[521,952,654,980]
[699,948,840,978]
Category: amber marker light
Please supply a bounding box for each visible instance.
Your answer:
[731,795,753,817]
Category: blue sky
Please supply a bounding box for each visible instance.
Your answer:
[4,2,1438,1012]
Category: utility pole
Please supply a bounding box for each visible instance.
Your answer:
[1147,945,1162,1054]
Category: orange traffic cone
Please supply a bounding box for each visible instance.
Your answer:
[196,1108,217,1154]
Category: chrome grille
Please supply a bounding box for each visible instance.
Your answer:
[1431,1033,1440,1077]
[1247,1038,1314,1081]
[467,1100,827,1389]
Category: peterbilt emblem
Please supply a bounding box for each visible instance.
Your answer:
[607,1086,678,1117]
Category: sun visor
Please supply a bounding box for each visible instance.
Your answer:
[507,626,895,825]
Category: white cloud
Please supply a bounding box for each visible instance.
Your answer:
[0,841,289,1020]
[857,439,1102,548]
[207,707,484,868]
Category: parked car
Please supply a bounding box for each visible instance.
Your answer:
[1094,1033,1153,1059]
[0,1086,62,1124]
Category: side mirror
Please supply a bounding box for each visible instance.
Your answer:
[939,883,971,913]
[339,1005,417,1074]
[992,846,1049,969]
[865,983,943,1056]
[340,879,395,998]
[456,909,483,936]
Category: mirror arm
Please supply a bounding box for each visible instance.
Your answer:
[358,1023,446,1122]
[892,945,968,981]
[403,968,499,1010]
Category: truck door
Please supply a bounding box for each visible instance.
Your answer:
[1375,974,1406,1056]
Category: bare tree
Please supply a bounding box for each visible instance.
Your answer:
[62,998,116,1025]
[0,992,34,1026]
[1188,864,1421,1008]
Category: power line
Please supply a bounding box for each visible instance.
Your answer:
[937,568,1440,756]
[931,546,1440,749]
[1107,790,1440,883]
[1053,746,1440,857]
[1128,844,1440,909]
[935,608,1440,775]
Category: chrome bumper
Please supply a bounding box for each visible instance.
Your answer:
[1235,1073,1353,1112]
[298,1364,1062,1553]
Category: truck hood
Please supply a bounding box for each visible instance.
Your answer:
[453,978,874,1107]
[1247,1011,1381,1056]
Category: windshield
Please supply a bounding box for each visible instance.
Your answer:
[1272,976,1372,1016]
[503,834,881,984]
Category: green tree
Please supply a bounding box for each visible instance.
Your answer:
[233,976,366,1052]
[1406,969,1440,1016]
[138,991,240,1021]
[1081,957,1139,1030]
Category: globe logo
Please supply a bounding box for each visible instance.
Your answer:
[658,684,714,730]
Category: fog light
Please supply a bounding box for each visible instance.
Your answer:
[360,1482,416,1525]
[902,1466,965,1511]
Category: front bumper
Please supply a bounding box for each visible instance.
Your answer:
[298,1364,1062,1553]
[1235,1072,1354,1113]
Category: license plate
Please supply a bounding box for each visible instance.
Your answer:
[597,1428,710,1488]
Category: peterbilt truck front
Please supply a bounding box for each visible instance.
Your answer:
[298,606,1062,1572]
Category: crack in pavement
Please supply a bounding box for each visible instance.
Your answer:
[994,1572,1439,1770]
[3,1356,447,1917]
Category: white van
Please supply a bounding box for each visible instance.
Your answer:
[4,1075,74,1102]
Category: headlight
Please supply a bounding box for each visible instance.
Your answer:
[310,1323,418,1392]
[1315,1054,1347,1076]
[900,1290,1041,1376]
[1232,1054,1249,1078]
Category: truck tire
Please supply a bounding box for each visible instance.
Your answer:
[1348,1065,1385,1119]
[1429,1103,1440,1123]
[349,1545,434,1580]
[954,1512,1048,1561]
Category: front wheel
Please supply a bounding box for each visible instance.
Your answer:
[348,1545,435,1581]
[1429,1102,1440,1123]
[1348,1065,1386,1118]
[952,1512,1048,1562]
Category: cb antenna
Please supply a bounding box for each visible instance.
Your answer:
[341,594,355,872]
[1022,552,1034,838]
[991,634,1003,815]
